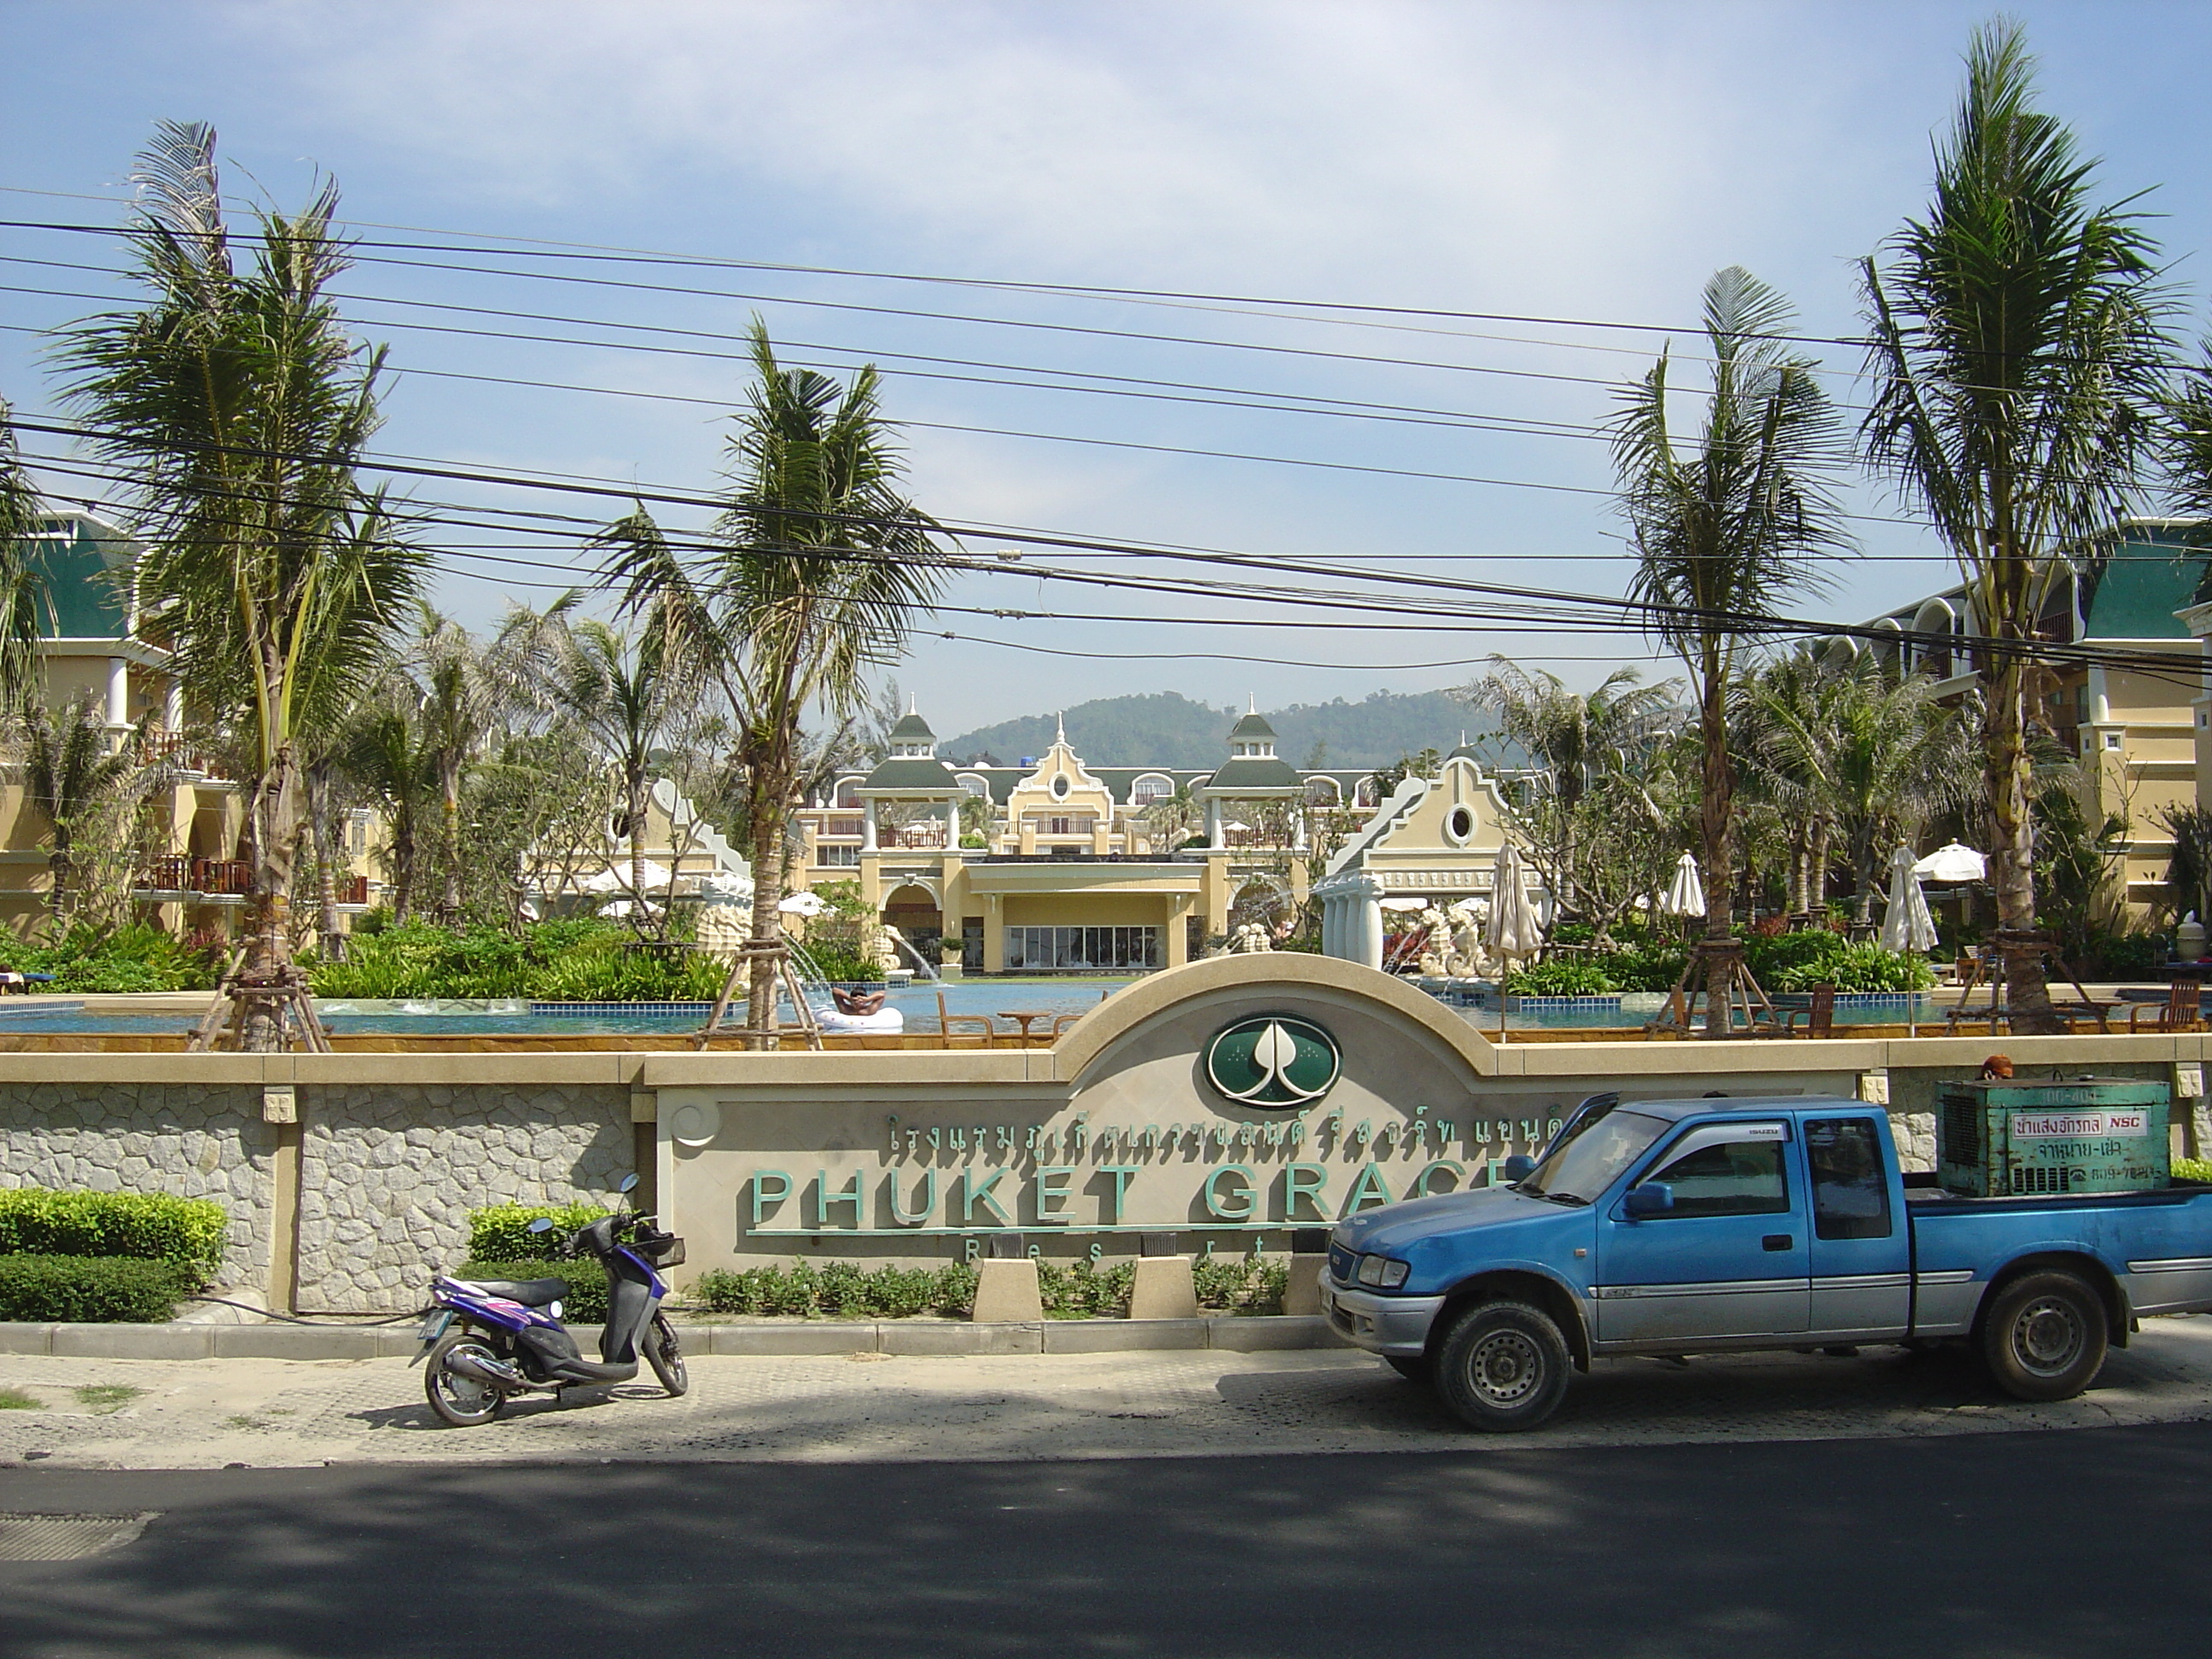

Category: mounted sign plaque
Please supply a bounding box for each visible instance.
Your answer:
[1203,1016,1342,1108]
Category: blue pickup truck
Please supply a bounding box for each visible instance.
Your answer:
[1320,1091,2212,1431]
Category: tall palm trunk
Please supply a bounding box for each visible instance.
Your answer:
[1697,648,1736,1036]
[306,759,345,962]
[1987,629,2058,1026]
[243,742,302,1050]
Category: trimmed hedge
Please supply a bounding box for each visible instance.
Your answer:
[690,1261,978,1319]
[455,1258,608,1323]
[0,1188,227,1276]
[2175,1158,2212,1184]
[468,1203,611,1262]
[0,1255,193,1323]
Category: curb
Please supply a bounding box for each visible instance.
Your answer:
[0,1315,1347,1362]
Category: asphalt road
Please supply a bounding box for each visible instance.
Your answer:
[3,1423,2210,1658]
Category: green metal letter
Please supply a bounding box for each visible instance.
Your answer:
[963,1167,1013,1226]
[1341,1162,1393,1215]
[1096,1166,1141,1224]
[1409,1160,1467,1198]
[1283,1162,1330,1220]
[1034,1165,1076,1225]
[816,1169,862,1227]
[1204,1164,1257,1220]
[751,1169,793,1227]
[888,1170,938,1227]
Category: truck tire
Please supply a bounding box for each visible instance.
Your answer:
[1434,1301,1571,1432]
[1981,1270,2108,1402]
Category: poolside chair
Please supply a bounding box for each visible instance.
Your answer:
[2128,979,2206,1034]
[1781,983,1837,1039]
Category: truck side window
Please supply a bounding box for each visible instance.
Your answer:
[1639,1126,1789,1218]
[1805,1117,1892,1240]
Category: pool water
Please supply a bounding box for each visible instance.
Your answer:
[0,977,1137,1037]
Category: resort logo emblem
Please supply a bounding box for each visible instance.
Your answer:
[1203,1015,1341,1108]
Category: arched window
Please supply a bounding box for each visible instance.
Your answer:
[1132,772,1174,805]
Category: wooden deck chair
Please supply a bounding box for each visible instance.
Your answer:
[1782,983,1837,1039]
[2129,979,2206,1034]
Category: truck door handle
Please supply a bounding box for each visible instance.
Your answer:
[1762,1234,1794,1252]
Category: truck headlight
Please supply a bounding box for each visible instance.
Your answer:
[1356,1254,1410,1289]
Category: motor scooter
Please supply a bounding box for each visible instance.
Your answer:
[415,1173,688,1427]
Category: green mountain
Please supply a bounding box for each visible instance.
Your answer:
[940,690,1502,770]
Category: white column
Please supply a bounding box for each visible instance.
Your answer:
[1351,874,1383,971]
[105,657,130,727]
[943,797,959,847]
[1206,797,1223,851]
[861,806,879,852]
[162,678,183,731]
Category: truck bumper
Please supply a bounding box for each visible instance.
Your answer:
[1319,1279,1446,1358]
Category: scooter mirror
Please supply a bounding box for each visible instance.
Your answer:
[527,1217,555,1234]
[619,1173,640,1195]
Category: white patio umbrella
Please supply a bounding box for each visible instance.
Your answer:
[1486,844,1543,961]
[1879,845,1940,953]
[777,891,827,917]
[1378,896,1428,913]
[1660,852,1706,918]
[1912,841,1986,883]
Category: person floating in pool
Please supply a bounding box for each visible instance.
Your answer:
[831,985,887,1016]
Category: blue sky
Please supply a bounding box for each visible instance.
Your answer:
[3,0,2208,734]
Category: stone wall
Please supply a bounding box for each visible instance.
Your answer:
[0,1082,276,1289]
[296,1081,632,1312]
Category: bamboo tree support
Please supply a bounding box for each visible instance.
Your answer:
[1644,939,1778,1038]
[694,940,824,1052]
[186,959,332,1054]
[1946,930,2098,1033]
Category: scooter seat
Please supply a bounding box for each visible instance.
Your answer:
[451,1277,568,1307]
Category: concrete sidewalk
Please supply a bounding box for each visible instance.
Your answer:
[5,1315,2212,1470]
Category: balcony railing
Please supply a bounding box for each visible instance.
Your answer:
[137,856,254,897]
[888,824,948,849]
[141,732,230,779]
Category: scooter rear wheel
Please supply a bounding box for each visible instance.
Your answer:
[644,1313,688,1397]
[425,1331,509,1427]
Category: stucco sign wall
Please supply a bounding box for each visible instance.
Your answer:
[657,957,1568,1269]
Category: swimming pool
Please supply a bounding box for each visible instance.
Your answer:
[0,976,1138,1037]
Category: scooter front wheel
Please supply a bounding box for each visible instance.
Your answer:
[644,1313,689,1397]
[425,1331,509,1427]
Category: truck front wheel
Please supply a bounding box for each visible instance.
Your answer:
[1981,1271,2108,1402]
[1435,1301,1571,1432]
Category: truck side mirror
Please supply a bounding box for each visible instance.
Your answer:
[1623,1183,1674,1219]
[1500,1155,1536,1183]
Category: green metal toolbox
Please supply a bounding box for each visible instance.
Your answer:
[1937,1077,2171,1196]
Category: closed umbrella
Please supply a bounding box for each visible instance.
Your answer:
[1660,852,1706,918]
[1879,845,1940,953]
[1486,844,1542,961]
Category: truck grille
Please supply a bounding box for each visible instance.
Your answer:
[1328,1243,1357,1285]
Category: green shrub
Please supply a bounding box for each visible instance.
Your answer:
[9,923,222,994]
[453,1258,608,1323]
[2174,1158,2212,1184]
[1737,929,1933,993]
[308,918,728,1002]
[1502,960,1615,997]
[798,940,882,982]
[0,1255,192,1322]
[1600,946,1688,992]
[467,1202,611,1262]
[0,1189,227,1276]
[1191,1256,1288,1315]
[687,1260,977,1318]
[1038,1260,1135,1318]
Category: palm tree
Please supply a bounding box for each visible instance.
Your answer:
[597,321,951,1041]
[1860,21,2177,1032]
[59,122,428,1046]
[1610,267,1850,1033]
[1462,657,1679,927]
[538,606,697,928]
[0,393,50,707]
[1747,657,1976,925]
[335,687,434,923]
[21,692,144,929]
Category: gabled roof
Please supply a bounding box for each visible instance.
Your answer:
[1203,756,1301,792]
[888,712,935,742]
[859,756,958,792]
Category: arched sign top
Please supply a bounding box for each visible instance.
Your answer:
[1203,1015,1342,1108]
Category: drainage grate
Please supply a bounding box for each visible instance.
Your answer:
[0,1512,159,1561]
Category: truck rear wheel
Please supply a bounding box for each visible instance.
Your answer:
[1981,1271,2108,1402]
[1435,1301,1570,1432]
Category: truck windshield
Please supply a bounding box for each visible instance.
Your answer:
[1517,1105,1669,1205]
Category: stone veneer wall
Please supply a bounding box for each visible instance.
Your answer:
[296,1081,632,1312]
[0,1082,277,1289]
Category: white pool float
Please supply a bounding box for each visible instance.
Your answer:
[812,1004,905,1034]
